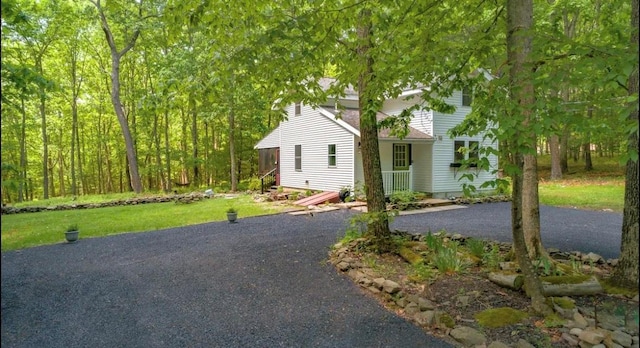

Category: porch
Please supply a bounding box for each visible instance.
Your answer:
[381,165,413,196]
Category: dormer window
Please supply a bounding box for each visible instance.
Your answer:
[295,102,302,116]
[462,87,472,107]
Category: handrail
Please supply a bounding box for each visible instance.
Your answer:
[260,167,277,180]
[260,168,277,194]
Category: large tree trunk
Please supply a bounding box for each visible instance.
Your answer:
[507,0,551,315]
[611,0,639,289]
[357,7,392,253]
[92,0,142,193]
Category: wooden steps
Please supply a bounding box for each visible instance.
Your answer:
[293,191,340,206]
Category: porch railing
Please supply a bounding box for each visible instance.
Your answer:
[260,168,277,194]
[381,166,412,196]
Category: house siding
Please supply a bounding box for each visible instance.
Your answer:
[255,127,281,149]
[431,90,498,197]
[279,104,356,192]
[382,97,433,136]
[411,142,433,192]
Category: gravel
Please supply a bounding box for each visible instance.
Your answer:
[1,209,450,348]
[1,202,622,348]
[391,202,623,260]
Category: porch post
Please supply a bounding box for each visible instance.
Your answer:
[409,165,413,192]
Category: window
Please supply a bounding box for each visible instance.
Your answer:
[453,140,480,166]
[462,87,472,107]
[468,141,479,161]
[393,144,410,170]
[295,102,301,116]
[328,144,336,167]
[295,145,301,171]
[454,141,465,163]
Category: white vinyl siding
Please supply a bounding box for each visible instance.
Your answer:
[254,126,281,149]
[382,97,433,136]
[411,142,432,192]
[278,103,356,192]
[431,90,498,197]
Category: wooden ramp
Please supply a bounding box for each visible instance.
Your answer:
[293,191,340,206]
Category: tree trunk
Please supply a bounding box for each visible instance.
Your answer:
[611,0,639,289]
[92,0,142,193]
[357,7,392,253]
[560,126,570,173]
[549,135,562,180]
[37,59,49,200]
[164,108,171,192]
[523,154,547,260]
[190,95,200,187]
[229,103,238,192]
[19,97,27,202]
[507,0,551,315]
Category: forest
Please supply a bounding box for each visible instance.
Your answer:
[1,0,635,204]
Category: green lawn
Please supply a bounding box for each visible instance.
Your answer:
[1,194,285,252]
[537,154,625,212]
[2,154,627,252]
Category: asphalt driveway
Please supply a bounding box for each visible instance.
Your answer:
[1,203,623,347]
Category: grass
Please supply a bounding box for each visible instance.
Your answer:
[1,155,626,252]
[536,155,625,212]
[1,194,283,252]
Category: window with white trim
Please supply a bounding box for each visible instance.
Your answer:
[328,144,336,167]
[295,102,301,116]
[295,145,301,171]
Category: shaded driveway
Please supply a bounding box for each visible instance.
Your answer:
[1,203,622,347]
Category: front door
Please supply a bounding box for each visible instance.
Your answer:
[393,143,410,170]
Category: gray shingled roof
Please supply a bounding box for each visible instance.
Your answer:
[321,107,433,140]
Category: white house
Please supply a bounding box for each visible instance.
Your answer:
[255,79,498,198]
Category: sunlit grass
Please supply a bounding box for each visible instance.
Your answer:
[536,155,625,212]
[1,194,284,252]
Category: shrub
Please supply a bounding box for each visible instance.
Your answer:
[424,231,443,252]
[482,244,503,270]
[246,178,262,191]
[389,190,416,210]
[465,238,486,258]
[432,242,468,274]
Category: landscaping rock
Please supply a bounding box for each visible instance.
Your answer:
[515,339,536,348]
[418,297,436,311]
[382,279,401,294]
[582,252,604,264]
[450,326,487,347]
[415,311,435,326]
[579,329,606,345]
[611,330,633,348]
[487,341,510,348]
[562,332,580,346]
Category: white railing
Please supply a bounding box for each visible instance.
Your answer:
[381,166,412,196]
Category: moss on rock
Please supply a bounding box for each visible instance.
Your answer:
[398,246,424,266]
[474,307,530,328]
